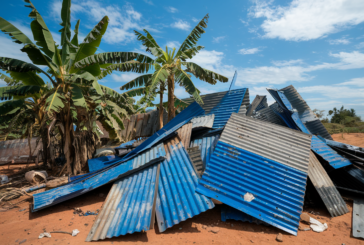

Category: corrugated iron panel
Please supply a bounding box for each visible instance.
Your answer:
[176,123,192,148]
[308,151,348,217]
[238,88,250,115]
[86,164,160,241]
[246,95,268,116]
[191,114,215,129]
[353,198,364,239]
[183,92,227,114]
[328,165,364,195]
[304,120,332,140]
[311,136,352,169]
[187,146,204,175]
[196,139,309,236]
[32,144,166,212]
[0,138,42,164]
[251,105,286,127]
[221,205,269,226]
[220,113,312,173]
[155,138,215,233]
[279,85,332,140]
[189,135,220,169]
[324,139,364,155]
[269,102,299,130]
[123,102,204,161]
[196,114,312,235]
[88,155,123,173]
[209,89,247,128]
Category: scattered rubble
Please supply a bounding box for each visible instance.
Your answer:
[2,84,364,242]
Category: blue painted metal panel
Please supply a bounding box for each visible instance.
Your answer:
[208,89,247,129]
[196,141,308,236]
[268,90,352,169]
[221,205,269,226]
[155,140,215,232]
[123,102,204,161]
[86,164,159,241]
[269,103,299,130]
[32,144,166,212]
[190,135,220,169]
[88,155,123,173]
[311,136,352,169]
[117,139,136,148]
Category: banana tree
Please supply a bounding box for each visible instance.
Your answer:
[0,74,52,165]
[0,0,152,174]
[120,14,228,127]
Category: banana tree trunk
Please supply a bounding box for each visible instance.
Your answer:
[41,127,48,168]
[167,74,175,122]
[63,105,74,175]
[158,86,164,130]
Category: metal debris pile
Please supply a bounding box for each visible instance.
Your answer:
[29,82,364,241]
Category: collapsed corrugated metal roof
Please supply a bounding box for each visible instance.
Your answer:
[190,135,220,169]
[209,89,248,128]
[183,92,227,114]
[251,104,286,127]
[221,205,269,226]
[267,89,352,169]
[246,95,268,117]
[32,143,166,212]
[123,102,204,161]
[196,114,312,235]
[279,85,333,140]
[86,164,160,241]
[176,123,192,148]
[311,136,352,169]
[155,138,215,233]
[191,114,215,129]
[88,155,123,173]
[308,151,348,217]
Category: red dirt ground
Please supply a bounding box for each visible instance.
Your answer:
[1,134,364,245]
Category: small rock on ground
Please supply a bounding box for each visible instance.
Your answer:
[276,233,283,242]
[202,225,207,229]
[208,227,220,234]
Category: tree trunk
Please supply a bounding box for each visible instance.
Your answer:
[41,127,48,168]
[167,74,175,122]
[158,88,164,130]
[63,105,74,175]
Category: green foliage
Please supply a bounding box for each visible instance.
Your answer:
[122,14,228,120]
[328,106,361,125]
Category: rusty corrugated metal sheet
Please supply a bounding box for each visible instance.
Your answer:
[191,114,214,129]
[246,95,268,117]
[308,151,348,217]
[176,123,192,148]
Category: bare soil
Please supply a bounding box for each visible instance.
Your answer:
[332,133,364,148]
[1,134,364,245]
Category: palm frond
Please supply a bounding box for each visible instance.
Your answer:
[120,74,152,90]
[134,30,164,57]
[183,62,228,84]
[176,14,209,58]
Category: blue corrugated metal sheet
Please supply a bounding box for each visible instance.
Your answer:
[86,164,159,241]
[196,141,308,235]
[208,89,247,129]
[88,155,123,173]
[155,138,215,233]
[311,136,352,169]
[269,103,299,130]
[189,135,220,169]
[123,102,204,161]
[32,144,166,212]
[268,89,351,169]
[221,205,269,226]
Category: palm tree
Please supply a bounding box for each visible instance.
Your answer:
[0,0,151,174]
[120,14,228,128]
